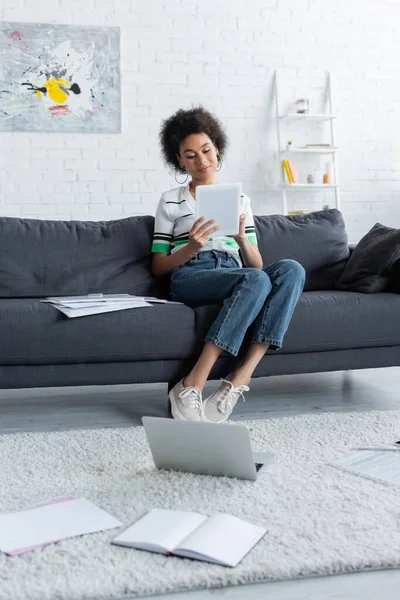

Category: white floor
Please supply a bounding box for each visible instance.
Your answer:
[1,366,400,599]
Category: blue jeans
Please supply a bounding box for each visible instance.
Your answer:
[170,250,305,357]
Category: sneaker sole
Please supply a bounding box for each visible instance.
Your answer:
[169,391,202,422]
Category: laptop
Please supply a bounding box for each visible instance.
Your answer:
[142,417,274,481]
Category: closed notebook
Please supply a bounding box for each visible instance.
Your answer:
[112,508,267,567]
[0,498,122,556]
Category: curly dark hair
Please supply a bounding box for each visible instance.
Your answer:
[159,106,228,174]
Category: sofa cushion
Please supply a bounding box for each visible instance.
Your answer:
[0,215,166,298]
[0,299,196,364]
[194,290,400,355]
[254,209,349,291]
[335,223,400,293]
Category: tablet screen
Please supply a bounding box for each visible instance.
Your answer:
[195,183,241,237]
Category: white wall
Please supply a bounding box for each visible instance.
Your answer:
[1,0,399,243]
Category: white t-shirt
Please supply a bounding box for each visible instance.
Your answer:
[151,185,258,263]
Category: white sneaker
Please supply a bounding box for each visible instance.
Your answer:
[169,378,204,421]
[203,376,249,423]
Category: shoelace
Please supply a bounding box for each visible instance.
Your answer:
[179,387,203,415]
[217,378,249,415]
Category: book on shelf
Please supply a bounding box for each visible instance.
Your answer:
[287,160,298,183]
[282,159,292,183]
[282,159,298,184]
[287,210,311,216]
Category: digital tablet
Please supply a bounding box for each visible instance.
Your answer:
[195,183,241,237]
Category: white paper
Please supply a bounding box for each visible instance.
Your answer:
[113,508,206,552]
[332,450,400,486]
[175,513,267,567]
[0,498,121,555]
[143,297,182,305]
[52,301,151,318]
[41,294,181,305]
[40,294,181,313]
[195,183,241,236]
[40,294,135,304]
[46,300,143,309]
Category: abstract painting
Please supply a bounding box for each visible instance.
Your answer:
[0,22,120,132]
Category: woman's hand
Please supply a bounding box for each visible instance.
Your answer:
[187,217,220,255]
[232,213,246,242]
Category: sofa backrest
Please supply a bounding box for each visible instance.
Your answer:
[0,215,167,298]
[254,209,350,290]
[1,208,350,298]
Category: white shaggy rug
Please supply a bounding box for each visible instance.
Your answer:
[2,410,400,600]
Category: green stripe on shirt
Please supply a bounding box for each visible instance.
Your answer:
[223,238,240,249]
[171,239,189,248]
[152,241,171,253]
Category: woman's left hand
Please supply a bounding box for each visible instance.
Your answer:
[232,213,246,242]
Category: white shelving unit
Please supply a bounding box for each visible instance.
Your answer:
[281,148,338,154]
[273,70,340,215]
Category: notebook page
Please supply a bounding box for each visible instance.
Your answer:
[175,513,267,567]
[113,509,206,552]
[0,498,121,555]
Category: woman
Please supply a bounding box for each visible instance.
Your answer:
[152,106,305,423]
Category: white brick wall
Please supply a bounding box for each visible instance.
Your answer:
[1,0,400,242]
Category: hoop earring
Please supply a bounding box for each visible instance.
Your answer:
[175,171,189,184]
[216,157,223,172]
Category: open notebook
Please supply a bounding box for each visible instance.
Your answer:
[112,508,267,567]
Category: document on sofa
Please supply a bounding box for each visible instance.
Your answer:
[331,449,400,486]
[112,508,267,567]
[140,296,182,304]
[41,294,152,317]
[0,497,122,556]
[40,294,182,317]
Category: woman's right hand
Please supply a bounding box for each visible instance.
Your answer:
[187,217,220,254]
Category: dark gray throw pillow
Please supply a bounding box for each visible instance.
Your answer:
[335,223,400,293]
[388,258,400,294]
[254,209,350,291]
[0,215,166,298]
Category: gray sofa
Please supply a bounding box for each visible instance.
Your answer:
[1,209,399,391]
